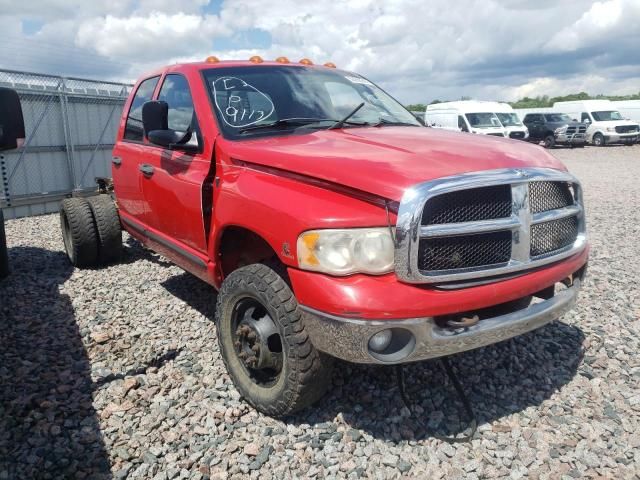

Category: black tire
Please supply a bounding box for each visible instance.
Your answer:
[60,198,98,268]
[0,208,9,279]
[87,195,122,265]
[216,263,333,416]
[593,133,605,146]
[543,134,555,148]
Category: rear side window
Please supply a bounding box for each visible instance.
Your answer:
[157,75,196,132]
[124,76,160,141]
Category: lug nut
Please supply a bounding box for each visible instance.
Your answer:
[247,331,257,341]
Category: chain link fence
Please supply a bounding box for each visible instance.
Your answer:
[0,69,132,219]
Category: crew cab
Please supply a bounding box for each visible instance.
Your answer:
[523,112,587,148]
[54,57,589,416]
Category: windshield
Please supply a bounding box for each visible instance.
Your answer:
[465,112,502,128]
[591,110,624,121]
[495,112,522,127]
[202,66,419,138]
[544,113,572,123]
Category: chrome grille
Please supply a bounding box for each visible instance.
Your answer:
[419,231,511,271]
[530,216,579,258]
[421,185,511,224]
[395,168,587,284]
[529,181,573,213]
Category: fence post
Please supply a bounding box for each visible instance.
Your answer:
[59,77,79,192]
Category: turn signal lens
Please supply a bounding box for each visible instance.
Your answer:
[275,56,290,63]
[323,62,336,68]
[249,55,263,63]
[205,56,220,63]
[299,58,313,65]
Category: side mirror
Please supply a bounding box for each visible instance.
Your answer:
[142,100,169,135]
[142,100,197,152]
[584,118,591,124]
[0,87,26,151]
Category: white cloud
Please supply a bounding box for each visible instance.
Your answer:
[0,0,638,103]
[75,13,232,61]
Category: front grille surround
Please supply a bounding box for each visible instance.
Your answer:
[395,168,587,284]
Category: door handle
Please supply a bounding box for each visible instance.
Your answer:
[139,164,154,176]
[112,156,122,166]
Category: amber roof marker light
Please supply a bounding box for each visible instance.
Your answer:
[275,56,290,63]
[323,62,336,68]
[249,55,264,63]
[205,56,220,63]
[299,58,313,65]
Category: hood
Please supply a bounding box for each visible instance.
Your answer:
[224,127,566,202]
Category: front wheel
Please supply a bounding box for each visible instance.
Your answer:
[593,133,605,146]
[543,134,556,148]
[215,263,333,416]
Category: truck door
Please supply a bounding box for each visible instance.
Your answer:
[140,73,212,259]
[526,114,543,139]
[112,76,160,227]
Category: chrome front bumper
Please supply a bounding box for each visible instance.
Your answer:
[301,278,582,365]
[556,133,586,144]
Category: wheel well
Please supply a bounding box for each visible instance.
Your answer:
[218,226,281,278]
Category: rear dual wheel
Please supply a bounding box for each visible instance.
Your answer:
[60,196,121,268]
[216,263,333,416]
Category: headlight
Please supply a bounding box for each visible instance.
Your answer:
[555,125,568,134]
[297,228,395,275]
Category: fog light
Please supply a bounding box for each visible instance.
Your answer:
[368,329,393,352]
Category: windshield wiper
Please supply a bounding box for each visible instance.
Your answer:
[370,118,421,127]
[328,102,366,130]
[238,118,335,134]
[238,117,368,134]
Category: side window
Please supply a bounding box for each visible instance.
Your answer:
[124,76,160,141]
[157,75,196,132]
[581,112,591,123]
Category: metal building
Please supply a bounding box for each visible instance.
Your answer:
[0,69,132,219]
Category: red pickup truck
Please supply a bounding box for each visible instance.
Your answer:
[57,57,589,416]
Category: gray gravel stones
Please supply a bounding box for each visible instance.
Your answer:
[1,145,640,478]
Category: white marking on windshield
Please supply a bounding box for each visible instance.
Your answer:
[212,76,275,128]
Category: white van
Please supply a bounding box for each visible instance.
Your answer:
[553,99,639,146]
[493,103,529,140]
[425,101,507,137]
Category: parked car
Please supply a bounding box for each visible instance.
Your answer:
[0,87,26,279]
[553,99,639,146]
[492,102,529,140]
[425,101,508,137]
[522,112,587,148]
[27,57,589,416]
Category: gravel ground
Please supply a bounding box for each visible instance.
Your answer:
[1,144,639,479]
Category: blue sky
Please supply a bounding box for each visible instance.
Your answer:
[0,0,638,103]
